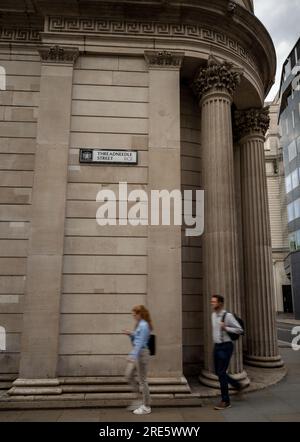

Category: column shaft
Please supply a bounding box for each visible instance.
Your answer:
[192,58,249,387]
[200,90,245,383]
[240,133,283,367]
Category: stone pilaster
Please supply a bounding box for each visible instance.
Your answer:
[235,108,283,368]
[192,56,249,387]
[144,51,185,379]
[9,46,79,396]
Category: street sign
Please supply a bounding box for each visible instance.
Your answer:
[79,149,138,164]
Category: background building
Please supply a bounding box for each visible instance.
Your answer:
[265,96,291,313]
[0,0,284,400]
[278,37,300,319]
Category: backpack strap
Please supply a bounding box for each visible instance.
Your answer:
[221,311,227,342]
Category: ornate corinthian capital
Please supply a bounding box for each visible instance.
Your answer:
[38,45,79,64]
[192,56,241,100]
[144,50,184,69]
[234,107,270,140]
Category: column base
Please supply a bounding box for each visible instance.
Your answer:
[8,378,62,396]
[245,354,284,368]
[199,369,250,389]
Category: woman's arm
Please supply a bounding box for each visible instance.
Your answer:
[129,322,150,360]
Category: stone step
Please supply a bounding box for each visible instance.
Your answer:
[0,393,203,410]
[8,377,191,396]
[0,375,16,381]
[0,382,13,390]
[61,384,190,394]
[60,376,188,385]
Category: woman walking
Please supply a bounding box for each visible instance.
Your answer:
[123,305,153,415]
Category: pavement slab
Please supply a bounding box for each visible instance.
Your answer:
[0,348,299,422]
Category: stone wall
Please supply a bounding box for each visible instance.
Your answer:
[180,84,203,376]
[58,55,149,376]
[0,47,40,374]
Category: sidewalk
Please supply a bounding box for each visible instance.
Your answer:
[0,347,299,422]
[277,313,300,326]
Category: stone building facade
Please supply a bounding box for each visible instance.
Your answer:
[264,96,290,313]
[0,0,284,399]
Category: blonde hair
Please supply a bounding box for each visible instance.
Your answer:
[132,305,153,331]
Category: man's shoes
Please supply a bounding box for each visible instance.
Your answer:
[133,405,151,415]
[214,401,231,410]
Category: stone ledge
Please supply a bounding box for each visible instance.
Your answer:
[59,376,188,385]
[0,393,203,410]
[8,376,191,397]
[61,384,189,394]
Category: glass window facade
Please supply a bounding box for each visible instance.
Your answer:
[279,39,300,252]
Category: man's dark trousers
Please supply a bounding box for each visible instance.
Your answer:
[214,341,240,403]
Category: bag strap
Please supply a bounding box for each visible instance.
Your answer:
[221,311,227,342]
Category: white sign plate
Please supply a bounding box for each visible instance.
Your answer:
[80,149,137,164]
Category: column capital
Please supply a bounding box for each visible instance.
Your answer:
[192,55,242,101]
[234,107,270,140]
[38,45,79,65]
[144,50,184,70]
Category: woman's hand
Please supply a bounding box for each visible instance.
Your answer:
[122,329,132,335]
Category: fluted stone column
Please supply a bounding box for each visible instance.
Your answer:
[235,108,283,368]
[193,58,249,387]
[9,46,79,396]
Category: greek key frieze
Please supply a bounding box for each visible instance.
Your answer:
[47,17,255,68]
[0,28,41,42]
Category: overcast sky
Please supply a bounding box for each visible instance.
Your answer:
[254,0,300,101]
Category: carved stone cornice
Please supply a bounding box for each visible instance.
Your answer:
[234,107,270,140]
[46,17,256,69]
[144,50,184,69]
[0,28,41,42]
[192,56,242,100]
[38,45,79,64]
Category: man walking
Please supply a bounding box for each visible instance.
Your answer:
[211,294,244,410]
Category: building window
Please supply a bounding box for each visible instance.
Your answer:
[283,148,289,169]
[289,232,297,251]
[288,140,297,162]
[291,230,300,251]
[284,58,292,80]
[286,174,292,193]
[297,230,300,250]
[292,169,299,190]
[292,110,295,128]
[295,198,300,220]
[288,201,294,221]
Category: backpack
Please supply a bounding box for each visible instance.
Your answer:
[147,334,156,356]
[222,312,244,341]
